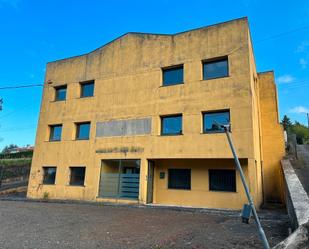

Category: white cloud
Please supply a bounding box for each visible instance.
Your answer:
[296,41,309,53]
[289,106,309,114]
[277,74,295,84]
[300,58,308,69]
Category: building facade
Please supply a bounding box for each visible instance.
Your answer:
[27,17,285,209]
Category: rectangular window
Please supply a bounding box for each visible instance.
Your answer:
[209,169,236,192]
[162,65,184,86]
[69,167,86,186]
[203,57,228,80]
[203,110,230,133]
[76,122,91,140]
[161,115,182,135]
[54,85,67,101]
[168,169,191,190]
[49,124,62,141]
[80,80,94,97]
[43,167,56,185]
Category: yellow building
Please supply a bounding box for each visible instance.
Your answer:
[27,17,285,209]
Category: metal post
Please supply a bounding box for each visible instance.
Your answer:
[223,125,270,249]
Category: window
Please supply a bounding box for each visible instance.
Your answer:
[209,169,236,192]
[43,167,56,184]
[203,57,228,80]
[168,169,191,190]
[80,80,94,97]
[54,85,67,101]
[203,110,230,133]
[161,115,182,135]
[162,65,184,86]
[69,167,86,186]
[49,124,62,141]
[76,122,90,140]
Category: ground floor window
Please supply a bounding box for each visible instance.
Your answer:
[168,169,191,190]
[209,169,236,192]
[42,167,56,185]
[69,167,86,186]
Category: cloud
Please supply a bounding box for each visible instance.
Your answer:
[289,106,309,114]
[296,40,309,53]
[0,0,21,9]
[277,74,295,84]
[300,58,308,69]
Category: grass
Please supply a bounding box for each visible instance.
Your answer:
[0,158,32,167]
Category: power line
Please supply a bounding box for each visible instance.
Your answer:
[0,84,43,90]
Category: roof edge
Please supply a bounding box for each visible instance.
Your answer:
[47,16,248,65]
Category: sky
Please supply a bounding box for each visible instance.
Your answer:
[0,0,309,150]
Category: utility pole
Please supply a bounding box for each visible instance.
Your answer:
[219,123,270,249]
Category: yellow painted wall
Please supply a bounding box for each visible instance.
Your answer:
[258,71,285,203]
[27,17,284,209]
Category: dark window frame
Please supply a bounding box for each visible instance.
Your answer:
[160,114,183,136]
[42,166,57,185]
[202,110,230,134]
[80,80,95,98]
[54,85,67,101]
[162,64,184,86]
[168,168,191,190]
[49,124,62,141]
[209,169,236,192]
[69,167,86,186]
[202,56,229,81]
[75,122,91,140]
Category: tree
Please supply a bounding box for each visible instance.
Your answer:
[281,115,293,132]
[1,144,18,154]
[291,122,309,144]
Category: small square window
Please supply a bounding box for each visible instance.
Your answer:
[69,167,85,186]
[54,85,67,101]
[49,124,62,141]
[168,169,191,190]
[203,57,228,80]
[161,115,182,135]
[76,122,90,140]
[209,169,236,192]
[203,110,230,133]
[43,167,56,185]
[80,80,94,97]
[162,65,184,86]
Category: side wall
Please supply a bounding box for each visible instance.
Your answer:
[258,71,285,203]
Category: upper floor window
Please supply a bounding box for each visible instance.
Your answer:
[69,167,86,186]
[162,65,184,86]
[76,122,90,140]
[203,110,230,133]
[80,80,94,97]
[49,124,62,141]
[209,169,236,192]
[203,57,228,80]
[54,85,67,101]
[161,114,182,135]
[43,167,57,185]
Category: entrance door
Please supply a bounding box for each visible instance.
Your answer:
[146,160,154,203]
[99,159,140,200]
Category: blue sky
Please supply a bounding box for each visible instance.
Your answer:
[0,0,308,150]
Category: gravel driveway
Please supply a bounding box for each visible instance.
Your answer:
[0,200,289,249]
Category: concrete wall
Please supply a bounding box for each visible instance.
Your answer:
[27,17,284,209]
[258,72,285,203]
[273,160,309,248]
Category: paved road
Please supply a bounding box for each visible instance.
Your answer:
[294,145,309,195]
[0,200,289,249]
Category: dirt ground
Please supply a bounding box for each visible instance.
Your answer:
[0,200,289,249]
